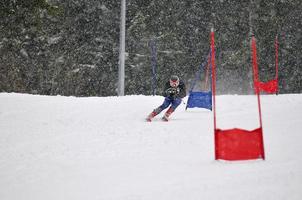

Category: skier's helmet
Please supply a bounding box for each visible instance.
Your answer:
[169,75,180,87]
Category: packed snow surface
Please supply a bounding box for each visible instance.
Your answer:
[0,93,301,200]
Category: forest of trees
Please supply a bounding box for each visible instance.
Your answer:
[0,0,301,96]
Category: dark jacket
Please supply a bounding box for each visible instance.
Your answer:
[163,80,186,99]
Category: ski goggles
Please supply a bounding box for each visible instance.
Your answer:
[170,79,179,87]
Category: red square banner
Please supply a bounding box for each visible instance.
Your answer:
[215,127,265,161]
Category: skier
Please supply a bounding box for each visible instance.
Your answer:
[146,75,186,121]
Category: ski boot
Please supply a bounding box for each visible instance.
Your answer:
[162,107,174,121]
[146,111,157,122]
[146,107,162,122]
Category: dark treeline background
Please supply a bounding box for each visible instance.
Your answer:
[0,0,301,96]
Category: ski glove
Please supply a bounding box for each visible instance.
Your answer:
[166,87,180,99]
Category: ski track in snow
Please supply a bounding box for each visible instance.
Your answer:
[0,93,302,200]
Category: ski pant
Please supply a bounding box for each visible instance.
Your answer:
[155,97,182,113]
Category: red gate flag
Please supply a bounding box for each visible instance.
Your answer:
[211,31,265,161]
[252,36,279,94]
[215,128,265,161]
[255,79,278,94]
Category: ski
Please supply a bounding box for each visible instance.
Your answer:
[145,116,170,122]
[162,116,169,121]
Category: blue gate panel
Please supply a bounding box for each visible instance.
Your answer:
[186,91,212,110]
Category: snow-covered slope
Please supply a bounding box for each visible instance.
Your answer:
[0,93,301,200]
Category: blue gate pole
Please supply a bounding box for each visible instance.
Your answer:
[150,38,157,95]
